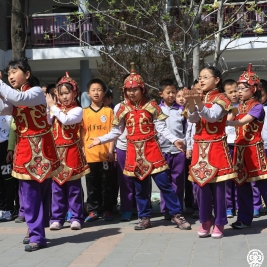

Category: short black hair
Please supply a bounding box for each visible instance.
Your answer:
[222,79,237,91]
[105,89,114,99]
[159,79,177,92]
[261,79,267,94]
[41,83,49,88]
[46,84,56,95]
[87,78,107,92]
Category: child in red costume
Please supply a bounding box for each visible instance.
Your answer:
[47,73,89,231]
[0,58,61,252]
[183,66,237,239]
[228,64,267,229]
[89,63,191,230]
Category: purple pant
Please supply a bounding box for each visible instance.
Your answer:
[196,182,227,226]
[160,152,185,212]
[116,148,136,212]
[20,179,51,246]
[50,179,84,225]
[237,179,267,225]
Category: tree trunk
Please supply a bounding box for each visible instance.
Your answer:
[11,0,26,60]
[213,0,224,67]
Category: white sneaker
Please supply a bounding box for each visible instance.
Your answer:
[0,211,13,221]
[50,222,63,230]
[70,221,81,230]
[0,210,4,219]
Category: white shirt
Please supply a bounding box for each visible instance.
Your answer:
[0,80,45,116]
[0,115,12,143]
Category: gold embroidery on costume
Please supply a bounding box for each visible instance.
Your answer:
[126,113,135,136]
[139,112,153,134]
[134,141,153,179]
[243,122,259,142]
[62,124,76,140]
[191,142,217,185]
[30,105,47,129]
[16,108,28,134]
[257,142,267,172]
[25,137,52,181]
[53,147,73,184]
[234,146,247,185]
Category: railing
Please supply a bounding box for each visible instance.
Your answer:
[7,13,102,48]
[6,4,267,49]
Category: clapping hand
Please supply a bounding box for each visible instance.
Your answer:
[46,93,56,108]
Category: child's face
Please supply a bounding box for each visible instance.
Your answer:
[159,85,177,106]
[103,96,112,107]
[224,84,238,103]
[7,67,30,89]
[176,90,186,106]
[237,83,253,101]
[125,87,143,102]
[261,89,267,104]
[57,85,76,106]
[88,83,105,103]
[198,69,220,92]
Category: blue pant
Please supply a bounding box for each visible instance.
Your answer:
[133,171,183,218]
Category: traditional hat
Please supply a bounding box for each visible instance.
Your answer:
[237,63,261,90]
[123,62,145,92]
[57,72,78,92]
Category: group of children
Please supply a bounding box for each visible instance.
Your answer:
[0,58,267,252]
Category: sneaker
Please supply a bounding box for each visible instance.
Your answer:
[15,216,25,223]
[103,211,114,221]
[50,222,63,230]
[226,209,234,218]
[172,214,191,230]
[198,218,214,237]
[25,243,45,252]
[211,225,224,239]
[253,210,260,218]
[65,211,72,222]
[85,212,99,222]
[70,221,81,230]
[192,210,199,219]
[231,220,251,229]
[0,211,13,221]
[121,212,132,222]
[134,217,152,230]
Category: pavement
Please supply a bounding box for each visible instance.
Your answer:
[0,213,267,267]
[0,178,267,267]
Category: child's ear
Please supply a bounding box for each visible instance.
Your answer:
[158,91,163,97]
[74,91,78,98]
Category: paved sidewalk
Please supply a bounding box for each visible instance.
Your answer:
[0,213,267,267]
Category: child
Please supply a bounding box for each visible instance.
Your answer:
[158,79,186,218]
[88,63,191,231]
[81,78,115,222]
[0,115,16,221]
[223,79,239,218]
[47,73,89,231]
[0,59,61,252]
[228,65,267,229]
[103,89,115,110]
[183,66,237,238]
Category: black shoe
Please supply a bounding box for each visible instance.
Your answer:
[23,237,30,244]
[164,212,172,221]
[15,216,25,223]
[25,243,45,252]
[231,220,251,229]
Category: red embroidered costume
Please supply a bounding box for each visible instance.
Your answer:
[188,89,237,186]
[233,64,267,185]
[12,83,61,182]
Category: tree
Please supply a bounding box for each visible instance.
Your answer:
[51,0,267,88]
[11,0,26,60]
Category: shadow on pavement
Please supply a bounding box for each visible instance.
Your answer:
[47,227,122,248]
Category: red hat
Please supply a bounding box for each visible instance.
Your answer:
[237,63,261,90]
[123,62,145,92]
[57,72,78,92]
